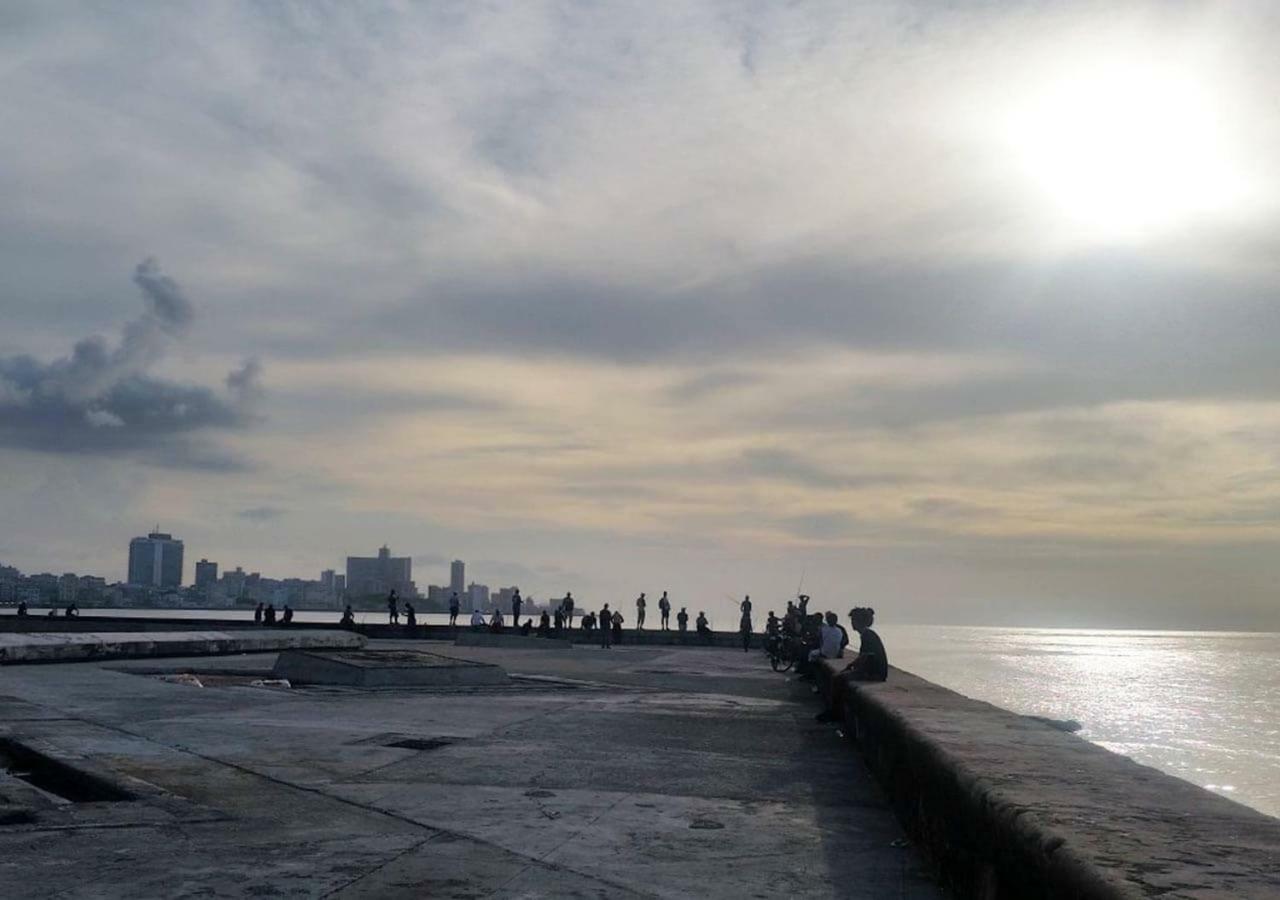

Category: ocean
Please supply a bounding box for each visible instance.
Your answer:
[11,609,1278,819]
[881,625,1280,820]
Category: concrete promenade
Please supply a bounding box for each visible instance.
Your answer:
[0,640,941,898]
[0,628,363,664]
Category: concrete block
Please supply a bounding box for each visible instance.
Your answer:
[0,630,364,665]
[273,648,508,687]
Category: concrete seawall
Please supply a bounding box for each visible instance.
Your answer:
[815,660,1280,898]
[0,614,753,647]
[0,629,364,665]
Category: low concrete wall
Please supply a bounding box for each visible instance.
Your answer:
[814,660,1280,898]
[0,614,754,648]
[0,629,364,665]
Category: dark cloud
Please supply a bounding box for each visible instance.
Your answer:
[237,506,286,521]
[0,260,263,465]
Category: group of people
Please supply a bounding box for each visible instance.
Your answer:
[252,600,295,626]
[763,596,889,720]
[9,600,78,618]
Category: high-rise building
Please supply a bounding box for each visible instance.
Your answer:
[194,559,218,589]
[468,582,489,611]
[58,573,79,604]
[345,545,415,599]
[128,530,184,588]
[320,569,335,593]
[450,560,466,596]
[334,574,346,596]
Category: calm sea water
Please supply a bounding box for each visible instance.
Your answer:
[880,625,1280,820]
[12,609,1279,819]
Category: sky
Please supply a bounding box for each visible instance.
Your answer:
[3,1,1280,629]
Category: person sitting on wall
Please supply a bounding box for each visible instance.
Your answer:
[538,611,552,637]
[340,605,355,627]
[263,603,277,625]
[403,602,415,628]
[16,600,29,617]
[64,602,79,617]
[520,617,533,636]
[765,611,780,638]
[254,602,264,624]
[581,611,596,632]
[807,612,844,664]
[489,608,505,633]
[816,607,889,723]
[695,611,711,643]
[552,608,563,633]
[282,603,294,625]
[470,608,485,631]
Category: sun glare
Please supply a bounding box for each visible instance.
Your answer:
[1007,59,1249,242]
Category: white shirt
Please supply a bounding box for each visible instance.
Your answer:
[819,624,844,659]
[470,610,485,626]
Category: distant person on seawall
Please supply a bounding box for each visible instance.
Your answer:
[677,607,688,638]
[635,593,646,630]
[658,591,671,630]
[449,592,460,628]
[64,602,79,618]
[562,592,574,624]
[254,602,264,625]
[340,605,355,627]
[489,608,505,633]
[512,588,523,625]
[739,608,752,652]
[470,608,485,631]
[612,609,623,644]
[264,603,276,625]
[599,604,613,648]
[695,611,711,644]
[404,601,416,628]
[387,590,399,624]
[16,600,28,617]
[282,603,293,625]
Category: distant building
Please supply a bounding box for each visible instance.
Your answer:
[194,559,218,589]
[333,574,346,596]
[345,546,415,599]
[468,582,489,611]
[58,573,79,604]
[128,530,184,588]
[450,560,466,597]
[320,569,335,593]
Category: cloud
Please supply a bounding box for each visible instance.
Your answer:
[0,260,263,466]
[237,506,286,522]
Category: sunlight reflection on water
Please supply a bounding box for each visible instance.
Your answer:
[880,625,1280,819]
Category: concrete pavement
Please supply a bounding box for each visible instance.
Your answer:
[0,641,942,898]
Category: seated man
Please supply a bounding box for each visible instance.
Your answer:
[470,608,486,630]
[816,607,888,722]
[807,612,844,663]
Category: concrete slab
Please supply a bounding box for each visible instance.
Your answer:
[273,648,508,687]
[0,629,364,665]
[0,643,941,898]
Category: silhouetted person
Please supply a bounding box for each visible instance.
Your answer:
[47,608,57,617]
[581,612,595,633]
[635,593,646,630]
[740,595,752,618]
[612,609,623,645]
[553,608,563,632]
[16,600,28,617]
[797,594,810,616]
[562,592,574,624]
[816,608,889,723]
[282,604,294,625]
[264,603,276,625]
[658,591,671,630]
[253,602,264,624]
[489,608,504,633]
[340,605,355,627]
[64,602,79,618]
[404,602,416,628]
[449,592,460,627]
[739,609,752,652]
[387,589,399,624]
[677,607,688,636]
[696,611,711,643]
[538,611,551,637]
[766,611,780,637]
[512,588,523,624]
[520,618,533,636]
[599,603,612,648]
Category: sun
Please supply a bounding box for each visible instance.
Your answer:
[1007,59,1249,242]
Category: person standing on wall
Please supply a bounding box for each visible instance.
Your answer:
[448,592,460,628]
[635,593,646,630]
[387,589,399,624]
[599,603,613,648]
[512,588,523,625]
